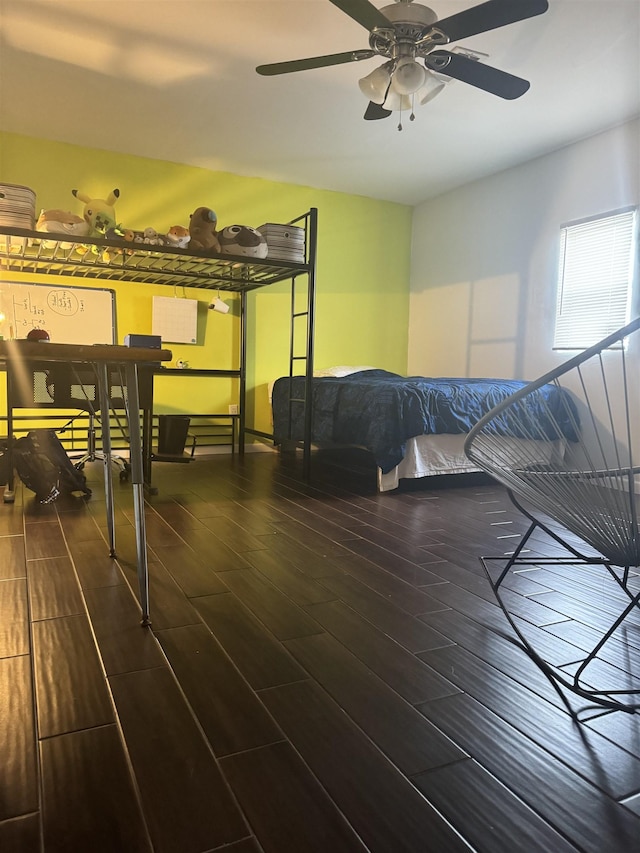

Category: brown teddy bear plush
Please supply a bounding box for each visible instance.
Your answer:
[188,207,221,253]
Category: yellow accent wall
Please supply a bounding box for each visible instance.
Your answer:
[0,132,412,435]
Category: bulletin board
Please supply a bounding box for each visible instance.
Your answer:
[152,296,198,344]
[0,282,116,345]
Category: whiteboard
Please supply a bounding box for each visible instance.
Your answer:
[0,282,116,345]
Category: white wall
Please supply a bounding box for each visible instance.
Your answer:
[408,119,640,382]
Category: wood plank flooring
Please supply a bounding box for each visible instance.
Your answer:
[1,447,639,852]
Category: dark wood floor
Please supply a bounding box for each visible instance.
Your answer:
[1,447,639,852]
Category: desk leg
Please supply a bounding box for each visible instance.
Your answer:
[125,363,151,626]
[97,365,116,556]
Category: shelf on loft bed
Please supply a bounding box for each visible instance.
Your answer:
[0,226,309,291]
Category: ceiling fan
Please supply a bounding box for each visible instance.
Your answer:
[256,0,549,124]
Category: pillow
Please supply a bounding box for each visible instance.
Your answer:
[314,365,377,377]
[269,366,378,404]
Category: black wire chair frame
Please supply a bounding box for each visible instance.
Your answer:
[464,317,640,714]
[16,363,132,480]
[51,366,131,480]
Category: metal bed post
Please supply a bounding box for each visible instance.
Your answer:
[238,290,247,456]
[3,369,16,503]
[302,207,317,481]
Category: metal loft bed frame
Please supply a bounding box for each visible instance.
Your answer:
[0,207,319,480]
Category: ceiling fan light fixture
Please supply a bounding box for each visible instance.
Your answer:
[382,88,412,113]
[358,61,393,103]
[391,57,427,95]
[257,0,550,121]
[417,73,446,105]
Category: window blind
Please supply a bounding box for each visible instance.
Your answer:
[553,208,637,350]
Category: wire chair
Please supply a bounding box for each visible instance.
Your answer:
[60,368,131,481]
[464,317,640,713]
[30,364,131,480]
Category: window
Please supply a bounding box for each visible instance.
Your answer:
[553,207,637,350]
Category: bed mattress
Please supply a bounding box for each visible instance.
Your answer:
[272,370,578,475]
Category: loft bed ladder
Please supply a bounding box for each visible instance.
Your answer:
[239,208,317,479]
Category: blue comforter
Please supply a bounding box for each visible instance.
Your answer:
[271,370,578,474]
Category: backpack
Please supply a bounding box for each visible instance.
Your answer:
[13,429,92,503]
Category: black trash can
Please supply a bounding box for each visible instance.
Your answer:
[157,415,190,456]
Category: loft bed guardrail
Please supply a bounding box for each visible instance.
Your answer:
[0,226,310,291]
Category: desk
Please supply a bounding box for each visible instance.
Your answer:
[0,340,172,625]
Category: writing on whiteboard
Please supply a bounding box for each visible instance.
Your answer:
[0,282,115,344]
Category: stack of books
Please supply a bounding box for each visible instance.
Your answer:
[0,183,36,230]
[257,223,305,263]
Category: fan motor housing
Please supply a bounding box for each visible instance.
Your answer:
[373,3,441,58]
[380,2,437,27]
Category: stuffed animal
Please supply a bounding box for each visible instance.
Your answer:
[107,225,166,245]
[35,209,90,247]
[218,225,268,259]
[165,225,191,249]
[72,187,120,236]
[189,207,221,253]
[104,226,134,243]
[102,226,136,261]
[103,225,171,260]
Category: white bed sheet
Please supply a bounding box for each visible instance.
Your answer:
[378,434,566,492]
[377,434,478,491]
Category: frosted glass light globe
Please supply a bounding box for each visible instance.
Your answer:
[383,89,413,112]
[358,63,393,104]
[393,58,427,95]
[418,74,446,105]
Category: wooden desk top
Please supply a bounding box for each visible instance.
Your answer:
[0,340,172,365]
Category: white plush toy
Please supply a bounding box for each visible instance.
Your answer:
[218,225,268,258]
[36,209,90,247]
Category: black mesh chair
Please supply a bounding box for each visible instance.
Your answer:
[12,362,131,480]
[55,366,131,480]
[464,317,640,713]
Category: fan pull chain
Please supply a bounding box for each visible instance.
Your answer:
[398,97,417,131]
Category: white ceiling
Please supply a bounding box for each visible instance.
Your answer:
[1,0,639,206]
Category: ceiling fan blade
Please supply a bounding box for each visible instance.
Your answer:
[434,0,548,43]
[364,101,392,120]
[329,0,391,31]
[257,50,375,76]
[426,51,530,99]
